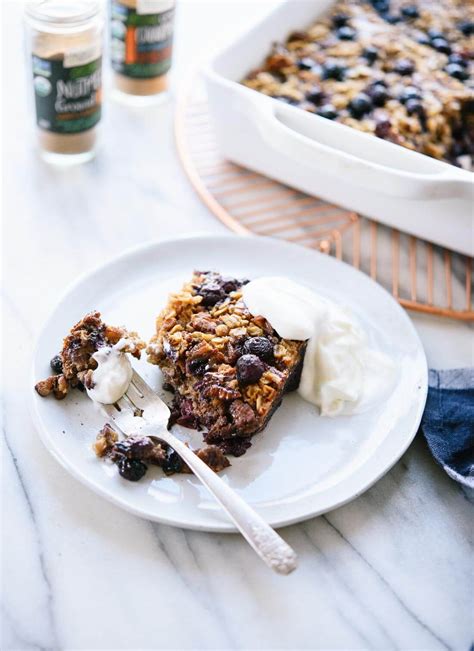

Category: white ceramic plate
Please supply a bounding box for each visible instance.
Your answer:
[31,235,427,532]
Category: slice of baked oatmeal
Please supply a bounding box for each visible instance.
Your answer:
[147,271,306,456]
[35,311,145,399]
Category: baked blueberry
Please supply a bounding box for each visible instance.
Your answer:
[117,457,147,481]
[332,13,349,28]
[242,336,274,362]
[394,59,415,75]
[348,93,372,118]
[197,282,226,306]
[337,26,356,40]
[372,0,390,14]
[50,354,63,374]
[458,21,474,36]
[305,85,324,104]
[162,448,184,474]
[298,57,316,70]
[448,54,467,67]
[317,104,338,119]
[405,98,425,117]
[363,46,379,63]
[188,358,208,376]
[445,63,469,81]
[384,14,401,24]
[322,62,346,81]
[427,28,444,40]
[401,5,419,19]
[368,83,389,106]
[236,354,266,385]
[431,38,452,55]
[417,35,431,46]
[399,86,421,103]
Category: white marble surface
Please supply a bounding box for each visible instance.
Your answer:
[2,2,473,649]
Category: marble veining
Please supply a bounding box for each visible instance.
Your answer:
[2,2,473,650]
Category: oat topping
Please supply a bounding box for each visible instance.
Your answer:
[242,0,473,167]
[147,271,306,456]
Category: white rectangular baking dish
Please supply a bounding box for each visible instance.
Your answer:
[204,0,474,257]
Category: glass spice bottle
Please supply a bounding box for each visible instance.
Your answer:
[110,0,175,102]
[25,0,104,164]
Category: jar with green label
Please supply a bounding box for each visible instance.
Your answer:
[110,0,175,100]
[25,0,104,164]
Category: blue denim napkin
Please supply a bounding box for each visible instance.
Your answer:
[421,369,474,488]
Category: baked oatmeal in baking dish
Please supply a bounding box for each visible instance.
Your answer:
[147,271,306,457]
[242,0,473,167]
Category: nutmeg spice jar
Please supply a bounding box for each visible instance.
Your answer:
[25,0,104,164]
[110,0,175,100]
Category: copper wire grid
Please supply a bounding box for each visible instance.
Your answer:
[175,92,474,321]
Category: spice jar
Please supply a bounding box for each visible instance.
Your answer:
[25,0,103,164]
[110,0,175,101]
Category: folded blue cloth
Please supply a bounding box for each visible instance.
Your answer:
[421,368,474,488]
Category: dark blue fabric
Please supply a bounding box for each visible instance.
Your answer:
[421,369,474,488]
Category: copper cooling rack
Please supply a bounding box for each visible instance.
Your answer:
[175,88,473,321]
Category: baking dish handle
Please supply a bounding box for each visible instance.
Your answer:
[258,104,474,201]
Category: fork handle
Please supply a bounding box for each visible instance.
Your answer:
[156,428,298,575]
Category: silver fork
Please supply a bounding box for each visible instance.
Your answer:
[100,370,298,575]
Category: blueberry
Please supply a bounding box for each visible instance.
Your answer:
[399,86,421,103]
[242,336,274,362]
[431,38,452,55]
[348,93,373,118]
[317,104,338,119]
[375,119,392,139]
[417,35,431,46]
[322,62,346,81]
[369,84,389,106]
[162,447,183,475]
[50,354,63,374]
[384,14,401,24]
[427,28,443,40]
[305,85,324,104]
[298,57,316,70]
[401,5,419,19]
[372,0,390,14]
[405,98,425,117]
[448,53,467,67]
[445,63,469,81]
[332,13,349,28]
[220,277,241,293]
[197,282,226,307]
[117,457,147,481]
[236,354,265,385]
[337,26,357,40]
[188,358,208,376]
[458,21,474,36]
[363,46,379,63]
[394,59,415,75]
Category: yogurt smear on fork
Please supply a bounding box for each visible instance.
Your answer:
[86,339,133,405]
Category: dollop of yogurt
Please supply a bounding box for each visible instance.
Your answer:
[86,340,133,405]
[242,277,395,416]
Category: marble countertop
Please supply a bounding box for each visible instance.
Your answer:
[2,2,473,649]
